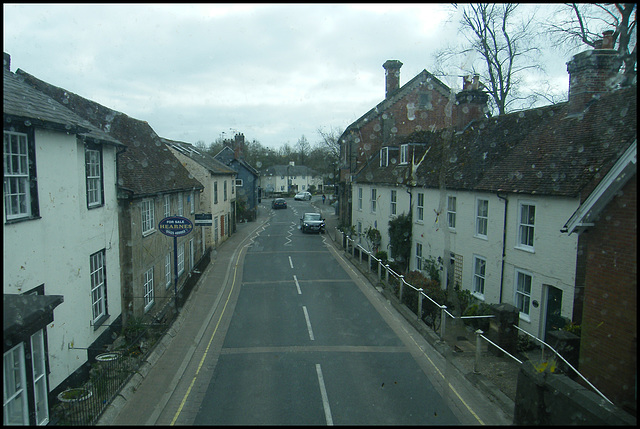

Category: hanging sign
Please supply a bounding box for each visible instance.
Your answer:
[194,213,213,226]
[158,216,193,237]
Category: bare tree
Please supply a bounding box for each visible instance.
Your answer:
[434,4,544,115]
[545,3,637,87]
[296,134,311,165]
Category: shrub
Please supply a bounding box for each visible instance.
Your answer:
[462,302,493,331]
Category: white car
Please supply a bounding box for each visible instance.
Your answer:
[294,191,312,201]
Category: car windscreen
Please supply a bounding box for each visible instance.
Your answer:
[304,214,321,221]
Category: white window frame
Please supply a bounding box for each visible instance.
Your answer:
[164,195,170,218]
[235,179,243,186]
[3,343,28,425]
[515,269,533,320]
[90,249,108,324]
[165,253,171,289]
[390,190,397,215]
[400,144,409,164]
[177,193,184,216]
[380,147,389,167]
[447,195,456,230]
[224,180,228,201]
[214,182,218,205]
[85,145,103,208]
[3,131,32,220]
[416,192,424,222]
[475,198,489,239]
[143,267,154,311]
[189,238,195,270]
[416,242,423,271]
[357,187,363,211]
[178,243,185,275]
[517,202,535,251]
[141,199,155,236]
[30,329,48,425]
[190,191,195,214]
[473,255,486,298]
[371,188,377,213]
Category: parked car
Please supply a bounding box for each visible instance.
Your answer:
[300,212,325,233]
[272,198,287,209]
[294,191,312,201]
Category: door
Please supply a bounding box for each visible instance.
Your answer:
[543,284,564,342]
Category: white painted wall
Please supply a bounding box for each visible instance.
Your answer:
[3,129,121,389]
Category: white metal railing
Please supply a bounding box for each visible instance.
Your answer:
[335,228,613,405]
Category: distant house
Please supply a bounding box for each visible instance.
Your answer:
[164,138,237,248]
[337,59,487,226]
[351,33,637,356]
[260,162,323,197]
[562,141,636,414]
[4,53,124,424]
[16,69,206,347]
[214,133,260,222]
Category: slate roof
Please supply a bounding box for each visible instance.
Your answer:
[162,139,237,176]
[214,146,259,177]
[355,84,637,200]
[3,67,122,147]
[15,69,204,197]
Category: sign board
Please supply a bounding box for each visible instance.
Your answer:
[158,216,193,237]
[194,213,213,226]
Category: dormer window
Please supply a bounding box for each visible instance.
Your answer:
[380,147,389,167]
[400,144,409,164]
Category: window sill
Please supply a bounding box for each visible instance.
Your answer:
[515,245,535,254]
[474,234,488,241]
[142,229,156,237]
[5,215,41,225]
[518,313,531,323]
[472,292,485,301]
[93,314,110,330]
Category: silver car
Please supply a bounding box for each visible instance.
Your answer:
[300,212,325,233]
[294,191,312,201]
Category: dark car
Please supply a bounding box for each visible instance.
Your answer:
[300,212,325,233]
[271,198,287,209]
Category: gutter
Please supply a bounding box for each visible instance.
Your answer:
[497,192,508,304]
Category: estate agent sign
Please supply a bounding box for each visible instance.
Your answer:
[158,216,193,308]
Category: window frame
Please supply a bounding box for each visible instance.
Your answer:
[3,129,39,222]
[515,269,533,320]
[475,198,489,239]
[390,189,397,215]
[3,343,28,425]
[380,147,389,167]
[415,242,423,271]
[165,253,172,289]
[177,192,184,216]
[177,243,185,275]
[517,202,535,251]
[164,195,171,218]
[447,195,456,230]
[400,144,409,164]
[473,255,487,298]
[143,267,154,311]
[85,142,104,209]
[370,188,377,213]
[357,187,363,211]
[90,249,108,327]
[416,192,424,222]
[141,199,155,236]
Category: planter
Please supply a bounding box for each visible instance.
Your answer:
[95,352,120,362]
[58,388,92,403]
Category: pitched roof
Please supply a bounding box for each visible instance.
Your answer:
[214,146,259,176]
[3,68,122,147]
[162,139,237,176]
[354,84,637,199]
[15,69,204,197]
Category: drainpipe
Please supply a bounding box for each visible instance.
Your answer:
[497,192,508,303]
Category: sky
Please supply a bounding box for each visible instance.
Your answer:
[3,3,574,150]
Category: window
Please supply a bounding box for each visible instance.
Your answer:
[400,144,409,164]
[473,256,486,296]
[190,191,195,214]
[416,242,423,271]
[417,192,424,221]
[223,180,228,201]
[447,196,456,229]
[518,202,535,250]
[390,190,397,215]
[189,238,195,270]
[3,343,28,425]
[177,193,184,216]
[515,270,532,317]
[164,195,170,218]
[235,179,243,186]
[214,216,219,244]
[141,199,155,235]
[85,144,103,208]
[177,243,185,275]
[90,249,108,324]
[3,130,38,221]
[371,188,377,213]
[380,147,389,167]
[30,330,48,425]
[165,253,171,288]
[143,267,154,311]
[476,198,489,238]
[214,182,218,204]
[357,187,363,211]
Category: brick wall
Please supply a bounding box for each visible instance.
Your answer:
[579,173,637,414]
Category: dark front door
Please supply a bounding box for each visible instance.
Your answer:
[544,285,564,342]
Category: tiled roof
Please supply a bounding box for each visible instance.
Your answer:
[162,139,236,176]
[3,68,122,147]
[355,84,637,199]
[15,69,204,197]
[214,147,259,176]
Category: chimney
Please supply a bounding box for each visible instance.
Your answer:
[383,60,403,98]
[3,52,10,71]
[455,74,488,130]
[566,30,621,114]
[233,133,245,160]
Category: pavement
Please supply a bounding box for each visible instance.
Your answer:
[98,197,518,425]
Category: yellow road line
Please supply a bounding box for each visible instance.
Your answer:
[170,246,245,425]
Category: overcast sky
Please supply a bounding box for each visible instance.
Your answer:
[3,3,573,150]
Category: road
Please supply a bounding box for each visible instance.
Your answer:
[164,199,505,425]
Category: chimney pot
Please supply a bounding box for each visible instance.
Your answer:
[602,30,614,50]
[383,60,403,98]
